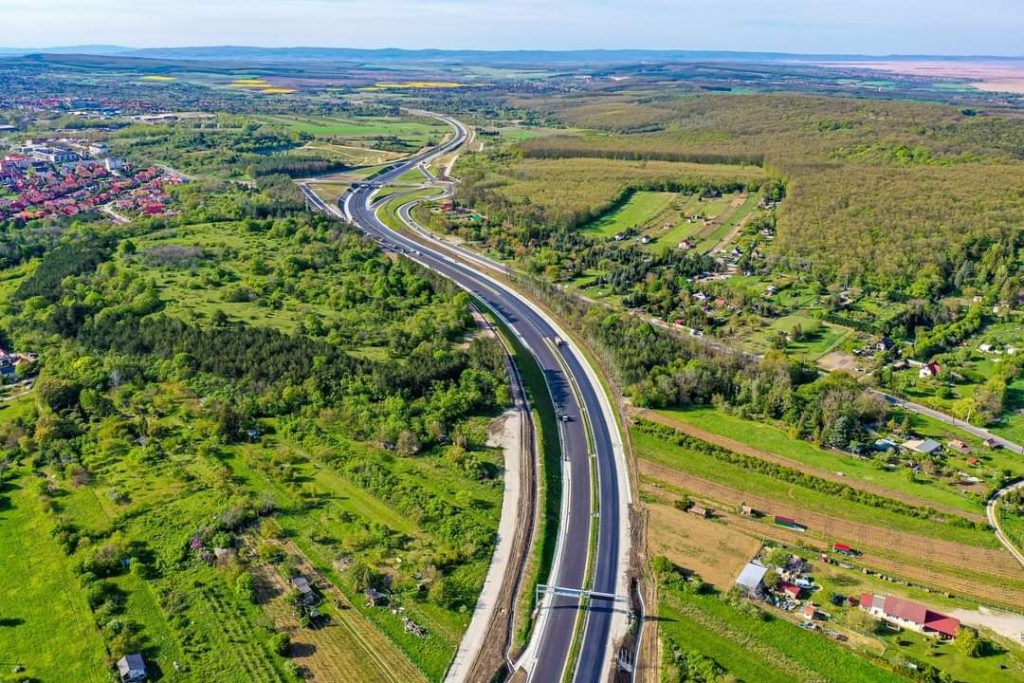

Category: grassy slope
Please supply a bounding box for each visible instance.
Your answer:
[582,191,676,238]
[658,407,986,515]
[634,428,995,548]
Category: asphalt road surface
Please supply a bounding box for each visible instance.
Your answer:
[302,114,625,682]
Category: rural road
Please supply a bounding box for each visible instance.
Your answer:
[988,480,1024,568]
[874,391,1024,454]
[302,113,632,683]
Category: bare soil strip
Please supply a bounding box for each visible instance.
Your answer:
[639,461,1024,610]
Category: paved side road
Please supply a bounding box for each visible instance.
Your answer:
[988,480,1024,568]
[874,391,1024,454]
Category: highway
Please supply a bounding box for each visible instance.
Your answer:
[302,113,630,682]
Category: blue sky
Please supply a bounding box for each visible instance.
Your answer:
[1,0,1022,55]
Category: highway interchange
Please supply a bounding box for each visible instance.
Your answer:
[302,114,632,682]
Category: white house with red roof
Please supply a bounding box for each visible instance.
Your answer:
[859,593,960,639]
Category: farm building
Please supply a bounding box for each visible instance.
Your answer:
[902,439,941,456]
[688,505,711,518]
[859,593,960,639]
[801,604,824,620]
[116,654,147,683]
[832,542,858,556]
[734,562,769,597]
[947,440,971,455]
[773,515,807,532]
[291,576,318,605]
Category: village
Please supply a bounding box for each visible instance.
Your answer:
[0,136,183,222]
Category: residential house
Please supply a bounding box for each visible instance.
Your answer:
[859,593,960,639]
[781,583,802,600]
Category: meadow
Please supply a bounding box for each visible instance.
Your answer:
[258,114,449,150]
[633,426,995,548]
[657,583,899,683]
[654,406,993,515]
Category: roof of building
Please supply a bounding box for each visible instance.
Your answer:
[117,654,146,675]
[735,562,769,591]
[291,576,312,594]
[904,438,942,454]
[861,593,959,637]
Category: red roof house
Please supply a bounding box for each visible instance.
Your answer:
[860,593,959,639]
[781,583,802,599]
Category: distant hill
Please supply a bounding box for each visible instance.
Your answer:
[0,45,1022,66]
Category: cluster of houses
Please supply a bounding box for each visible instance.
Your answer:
[0,348,36,382]
[0,142,182,221]
[735,555,832,629]
[735,548,961,641]
[435,200,485,226]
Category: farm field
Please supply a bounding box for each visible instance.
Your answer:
[657,585,900,683]
[643,489,761,587]
[257,114,448,150]
[633,425,995,547]
[651,406,995,515]
[466,156,766,230]
[582,190,676,238]
[296,142,406,167]
[634,421,1024,610]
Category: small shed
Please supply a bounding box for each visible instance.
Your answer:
[117,654,147,683]
[903,439,941,456]
[948,440,971,455]
[365,587,387,607]
[292,576,318,604]
[689,505,711,518]
[781,583,802,600]
[735,562,769,596]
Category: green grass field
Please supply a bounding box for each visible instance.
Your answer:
[582,191,676,238]
[657,407,987,515]
[659,587,898,683]
[634,427,995,547]
[0,465,108,682]
[259,114,447,149]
